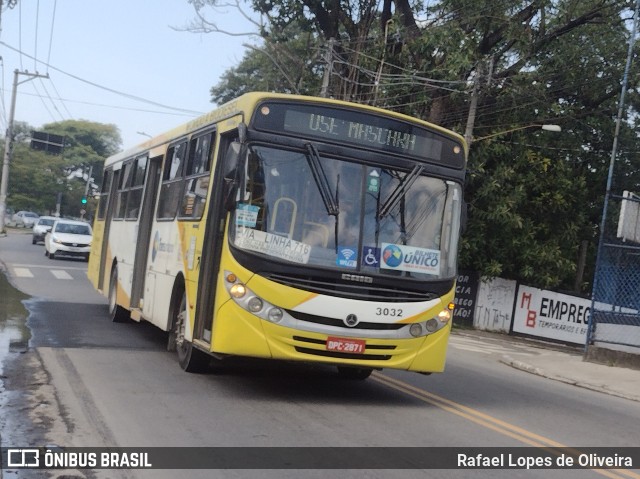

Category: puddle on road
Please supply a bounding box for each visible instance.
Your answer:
[0,270,31,419]
[0,271,31,374]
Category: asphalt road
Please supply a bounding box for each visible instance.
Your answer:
[1,229,639,479]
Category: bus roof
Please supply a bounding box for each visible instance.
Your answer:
[104,92,467,168]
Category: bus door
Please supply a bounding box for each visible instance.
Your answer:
[130,155,162,312]
[97,168,117,291]
[193,131,239,346]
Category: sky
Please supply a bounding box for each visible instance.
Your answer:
[0,0,255,149]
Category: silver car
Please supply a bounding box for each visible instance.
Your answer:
[12,211,39,228]
[32,216,57,244]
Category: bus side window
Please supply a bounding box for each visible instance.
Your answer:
[97,169,113,220]
[125,155,148,219]
[179,132,215,220]
[157,141,188,220]
[114,162,133,220]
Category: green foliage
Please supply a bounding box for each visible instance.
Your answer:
[210,22,323,104]
[3,120,121,218]
[198,0,640,293]
[461,138,590,289]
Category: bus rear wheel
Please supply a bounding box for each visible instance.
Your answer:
[169,289,209,373]
[109,266,130,323]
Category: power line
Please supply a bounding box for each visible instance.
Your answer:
[46,0,56,69]
[0,41,205,116]
[0,87,201,117]
[47,76,73,118]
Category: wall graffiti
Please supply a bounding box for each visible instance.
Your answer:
[473,278,517,333]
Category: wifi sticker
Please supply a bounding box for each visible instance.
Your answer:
[337,246,358,268]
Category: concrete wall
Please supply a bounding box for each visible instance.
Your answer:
[473,277,516,333]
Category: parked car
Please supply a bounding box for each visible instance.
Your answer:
[44,219,93,261]
[12,211,39,228]
[32,216,57,244]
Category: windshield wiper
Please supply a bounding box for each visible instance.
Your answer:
[305,143,339,216]
[377,164,424,220]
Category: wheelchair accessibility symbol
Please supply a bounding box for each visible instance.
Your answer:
[362,247,380,266]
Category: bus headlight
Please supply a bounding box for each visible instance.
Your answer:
[437,308,452,322]
[267,307,284,323]
[409,323,423,337]
[425,318,440,332]
[411,304,455,337]
[229,283,247,298]
[224,271,287,323]
[248,297,263,313]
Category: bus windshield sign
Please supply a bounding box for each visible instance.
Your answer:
[252,101,465,168]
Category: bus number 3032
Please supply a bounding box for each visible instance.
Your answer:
[376,307,403,317]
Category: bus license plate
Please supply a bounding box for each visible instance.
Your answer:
[326,337,365,354]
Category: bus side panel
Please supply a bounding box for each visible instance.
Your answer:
[107,220,138,309]
[178,222,204,338]
[143,221,182,330]
[145,272,176,331]
[87,220,104,289]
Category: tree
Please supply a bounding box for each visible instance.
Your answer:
[40,120,121,189]
[211,21,324,104]
[188,0,640,293]
[3,120,121,218]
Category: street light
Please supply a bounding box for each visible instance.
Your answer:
[473,124,562,143]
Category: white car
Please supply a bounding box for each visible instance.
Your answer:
[44,219,93,261]
[32,216,57,244]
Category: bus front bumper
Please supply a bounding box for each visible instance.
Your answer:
[210,300,452,374]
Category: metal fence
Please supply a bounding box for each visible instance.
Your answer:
[589,191,640,350]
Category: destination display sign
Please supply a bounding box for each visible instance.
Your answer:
[251,101,465,168]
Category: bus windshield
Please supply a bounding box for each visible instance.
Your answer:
[230,144,462,280]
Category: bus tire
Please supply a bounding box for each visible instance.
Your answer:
[337,366,373,380]
[109,266,129,323]
[170,289,209,373]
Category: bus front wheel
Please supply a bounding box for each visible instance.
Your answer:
[337,366,373,380]
[169,290,209,373]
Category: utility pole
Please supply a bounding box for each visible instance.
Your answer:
[0,69,49,234]
[320,38,335,98]
[463,72,479,148]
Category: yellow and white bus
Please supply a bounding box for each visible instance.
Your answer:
[88,92,467,378]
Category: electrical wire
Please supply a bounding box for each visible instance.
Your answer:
[46,0,56,69]
[47,77,73,118]
[0,87,201,117]
[0,41,205,116]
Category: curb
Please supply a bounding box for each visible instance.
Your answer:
[500,355,640,403]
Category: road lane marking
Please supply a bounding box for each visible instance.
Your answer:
[372,372,639,479]
[12,263,87,271]
[13,267,34,278]
[51,270,73,280]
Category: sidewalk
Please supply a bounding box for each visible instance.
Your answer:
[454,329,640,403]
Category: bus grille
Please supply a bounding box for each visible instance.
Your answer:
[287,310,405,331]
[265,272,437,302]
[293,336,395,361]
